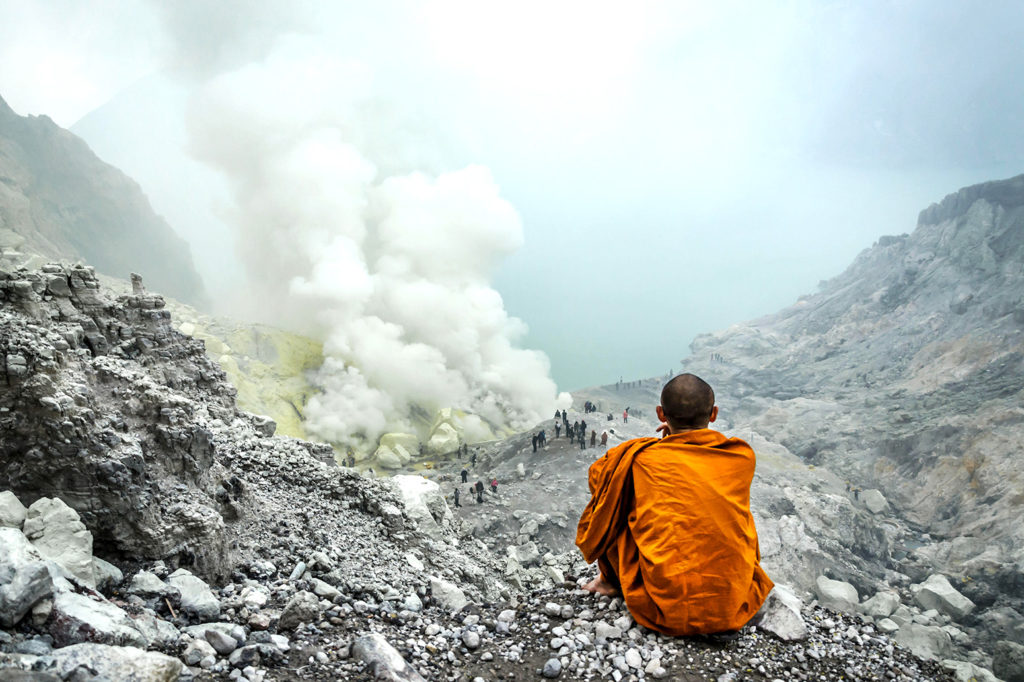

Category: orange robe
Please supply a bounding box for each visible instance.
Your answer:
[576,429,773,635]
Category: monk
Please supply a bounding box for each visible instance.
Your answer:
[576,373,773,635]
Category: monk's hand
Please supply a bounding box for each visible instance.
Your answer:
[656,422,670,438]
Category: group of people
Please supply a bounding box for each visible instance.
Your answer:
[582,400,599,413]
[454,471,498,506]
[531,429,547,452]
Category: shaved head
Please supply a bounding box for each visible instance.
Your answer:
[660,374,715,429]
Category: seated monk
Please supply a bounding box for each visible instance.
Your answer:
[575,373,773,635]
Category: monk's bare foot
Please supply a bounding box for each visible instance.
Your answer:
[583,576,621,597]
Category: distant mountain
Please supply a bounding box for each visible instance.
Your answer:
[0,94,205,306]
[684,174,1024,598]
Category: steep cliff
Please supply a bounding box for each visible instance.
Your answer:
[682,174,1024,606]
[0,95,206,306]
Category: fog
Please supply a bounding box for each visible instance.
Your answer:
[2,0,1023,399]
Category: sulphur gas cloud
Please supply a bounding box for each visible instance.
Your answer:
[186,40,568,451]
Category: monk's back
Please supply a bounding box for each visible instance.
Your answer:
[577,428,773,635]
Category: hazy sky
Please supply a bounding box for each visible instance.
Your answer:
[2,0,1022,390]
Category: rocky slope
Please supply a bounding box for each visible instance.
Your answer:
[1,264,978,681]
[0,95,205,306]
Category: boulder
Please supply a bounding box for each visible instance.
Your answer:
[860,590,900,618]
[425,410,461,456]
[278,590,320,630]
[22,498,96,588]
[375,433,420,469]
[894,622,953,661]
[814,576,859,612]
[941,660,999,682]
[48,643,182,681]
[93,557,123,591]
[861,489,889,514]
[391,475,451,539]
[429,576,468,612]
[49,589,147,647]
[508,541,541,567]
[352,632,426,682]
[0,527,53,627]
[993,640,1024,682]
[758,584,808,641]
[166,568,220,620]
[911,574,975,620]
[128,570,179,599]
[0,491,27,529]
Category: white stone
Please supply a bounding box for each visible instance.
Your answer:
[624,648,643,669]
[0,527,53,627]
[507,541,541,567]
[876,618,900,633]
[0,491,27,529]
[814,575,859,612]
[392,475,451,539]
[758,584,808,641]
[352,632,426,681]
[911,574,975,620]
[47,643,182,681]
[860,590,900,618]
[128,570,179,599]
[167,568,221,620]
[429,576,468,612]
[311,578,340,600]
[516,462,526,479]
[894,622,953,661]
[405,553,424,571]
[93,558,123,591]
[22,497,96,588]
[941,660,999,682]
[862,489,889,514]
[49,589,148,647]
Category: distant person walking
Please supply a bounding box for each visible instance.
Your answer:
[601,431,608,447]
[454,488,461,508]
[555,422,561,438]
[532,434,538,453]
[461,468,469,483]
[623,409,628,423]
[476,480,484,504]
[591,430,596,447]
[491,478,498,493]
[471,452,477,467]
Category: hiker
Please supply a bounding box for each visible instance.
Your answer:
[580,432,586,450]
[576,373,772,636]
[600,430,608,447]
[623,409,628,423]
[590,430,596,447]
[490,478,498,493]
[471,452,477,466]
[454,488,461,508]
[532,434,537,453]
[461,468,469,483]
[555,422,561,438]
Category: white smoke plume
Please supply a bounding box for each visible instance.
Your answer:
[186,39,568,448]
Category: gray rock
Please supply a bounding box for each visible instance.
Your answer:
[893,622,953,661]
[993,640,1024,682]
[128,570,179,599]
[205,628,239,655]
[462,630,480,649]
[183,638,217,665]
[429,576,469,612]
[911,574,975,620]
[93,557,123,591]
[352,632,426,681]
[166,568,221,620]
[311,578,340,600]
[278,590,320,631]
[860,590,900,618]
[758,584,808,641]
[941,660,1000,682]
[22,497,96,588]
[542,657,563,678]
[47,643,182,681]
[0,527,53,627]
[876,618,900,633]
[814,576,859,612]
[49,589,147,647]
[0,492,27,529]
[861,489,889,514]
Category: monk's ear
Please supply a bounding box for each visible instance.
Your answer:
[656,405,667,423]
[708,405,718,423]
